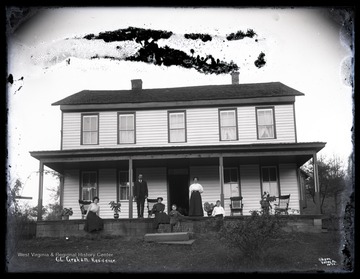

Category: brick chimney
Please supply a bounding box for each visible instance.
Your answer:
[231,72,239,85]
[131,79,143,90]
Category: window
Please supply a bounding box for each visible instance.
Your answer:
[81,171,98,201]
[118,113,135,144]
[256,108,275,139]
[224,168,240,197]
[219,109,238,141]
[168,111,186,143]
[261,166,279,197]
[119,171,130,200]
[82,114,98,145]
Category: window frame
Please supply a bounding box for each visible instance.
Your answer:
[218,108,239,141]
[117,112,136,144]
[118,170,130,201]
[168,110,187,143]
[224,167,241,197]
[260,166,280,197]
[81,113,99,145]
[256,107,277,140]
[80,170,98,202]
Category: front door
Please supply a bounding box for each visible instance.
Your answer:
[168,169,189,216]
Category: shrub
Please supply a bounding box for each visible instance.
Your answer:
[219,211,288,262]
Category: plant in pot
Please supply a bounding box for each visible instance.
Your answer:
[259,192,276,214]
[204,202,215,216]
[61,207,73,220]
[109,201,121,218]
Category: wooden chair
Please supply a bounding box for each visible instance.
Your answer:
[229,196,244,216]
[146,198,158,218]
[274,194,291,215]
[79,199,92,219]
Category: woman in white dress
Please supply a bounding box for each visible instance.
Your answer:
[189,177,204,216]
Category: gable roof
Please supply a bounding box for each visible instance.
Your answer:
[52,82,304,106]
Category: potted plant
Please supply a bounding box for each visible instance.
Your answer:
[109,201,121,218]
[61,207,73,220]
[259,192,276,214]
[204,202,215,216]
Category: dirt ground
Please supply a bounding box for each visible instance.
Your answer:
[6,231,347,273]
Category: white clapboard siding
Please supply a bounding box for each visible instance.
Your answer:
[97,169,117,219]
[238,106,257,143]
[99,112,117,147]
[273,105,296,143]
[61,104,296,150]
[240,165,261,215]
[190,166,220,216]
[136,110,168,146]
[279,164,300,213]
[187,108,219,145]
[62,113,81,150]
[63,170,81,220]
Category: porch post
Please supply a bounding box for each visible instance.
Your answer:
[128,158,133,218]
[37,161,44,221]
[313,152,321,214]
[219,155,224,206]
[59,174,64,207]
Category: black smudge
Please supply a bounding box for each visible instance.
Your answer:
[254,52,266,68]
[184,33,212,42]
[84,27,241,74]
[226,29,257,41]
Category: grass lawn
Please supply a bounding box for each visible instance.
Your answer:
[6,231,347,273]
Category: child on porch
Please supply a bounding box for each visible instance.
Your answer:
[212,200,226,217]
[169,204,184,232]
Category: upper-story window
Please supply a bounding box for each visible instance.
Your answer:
[168,111,186,143]
[81,114,99,145]
[118,113,135,144]
[219,109,238,141]
[81,171,98,201]
[256,107,276,139]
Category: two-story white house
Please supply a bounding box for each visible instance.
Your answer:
[30,73,325,220]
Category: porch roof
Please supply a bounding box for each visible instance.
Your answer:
[30,142,326,173]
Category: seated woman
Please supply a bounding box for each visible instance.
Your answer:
[84,196,104,233]
[150,197,170,229]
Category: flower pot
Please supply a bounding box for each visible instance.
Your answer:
[207,211,212,216]
[114,213,119,219]
[62,215,69,220]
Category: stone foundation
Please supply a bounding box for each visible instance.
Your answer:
[36,215,324,238]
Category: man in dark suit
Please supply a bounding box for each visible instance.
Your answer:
[133,173,148,218]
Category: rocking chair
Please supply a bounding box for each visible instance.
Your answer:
[274,194,290,215]
[229,196,244,216]
[146,198,158,218]
[79,199,92,219]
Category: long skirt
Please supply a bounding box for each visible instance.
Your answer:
[189,191,204,216]
[84,211,104,232]
[153,212,170,229]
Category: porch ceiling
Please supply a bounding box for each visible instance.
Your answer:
[30,142,326,173]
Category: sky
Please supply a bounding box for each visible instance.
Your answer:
[6,7,354,208]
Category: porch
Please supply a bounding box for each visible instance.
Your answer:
[36,214,325,238]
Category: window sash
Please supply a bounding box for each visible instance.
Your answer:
[220,110,237,140]
[257,108,275,139]
[261,167,279,197]
[119,114,135,144]
[82,115,98,144]
[119,171,130,200]
[169,112,185,142]
[81,172,97,201]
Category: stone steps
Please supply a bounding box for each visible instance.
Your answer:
[144,232,192,242]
